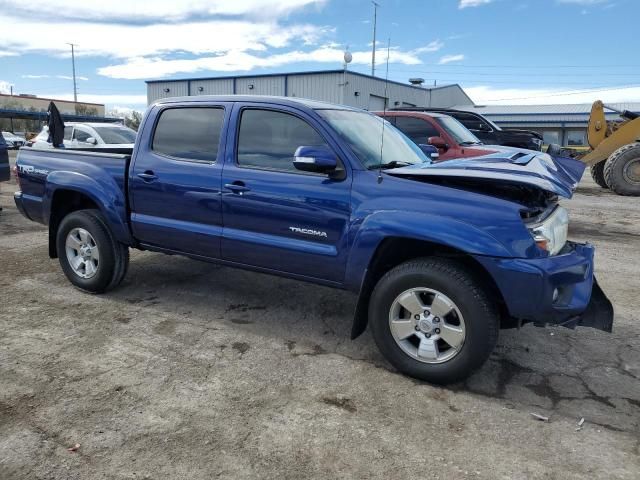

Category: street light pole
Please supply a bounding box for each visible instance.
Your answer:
[67,43,78,103]
[371,1,379,77]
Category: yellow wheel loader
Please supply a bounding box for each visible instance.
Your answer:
[580,100,640,196]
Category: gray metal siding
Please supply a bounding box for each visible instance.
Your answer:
[147,81,188,104]
[235,76,285,96]
[427,86,472,108]
[190,79,234,96]
[286,73,343,104]
[344,72,430,110]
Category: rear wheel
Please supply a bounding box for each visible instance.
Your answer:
[589,161,608,189]
[369,258,499,384]
[56,209,129,293]
[604,143,640,196]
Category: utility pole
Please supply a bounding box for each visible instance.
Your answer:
[371,1,379,76]
[67,43,78,103]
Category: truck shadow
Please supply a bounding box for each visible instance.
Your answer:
[109,252,640,435]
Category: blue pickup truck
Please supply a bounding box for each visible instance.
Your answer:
[13,95,613,383]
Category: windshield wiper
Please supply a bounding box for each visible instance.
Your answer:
[367,160,415,170]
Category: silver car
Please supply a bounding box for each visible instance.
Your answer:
[31,122,136,149]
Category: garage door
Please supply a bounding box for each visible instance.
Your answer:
[368,94,387,111]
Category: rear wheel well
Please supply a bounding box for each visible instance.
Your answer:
[351,237,509,338]
[49,190,99,258]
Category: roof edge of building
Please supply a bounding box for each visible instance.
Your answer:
[145,69,464,95]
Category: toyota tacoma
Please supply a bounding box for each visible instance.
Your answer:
[13,95,613,384]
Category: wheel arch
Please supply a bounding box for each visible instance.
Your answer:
[46,182,131,258]
[350,236,508,339]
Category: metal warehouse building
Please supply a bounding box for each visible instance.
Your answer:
[455,103,640,147]
[146,70,473,110]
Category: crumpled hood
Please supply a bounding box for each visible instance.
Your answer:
[387,151,585,198]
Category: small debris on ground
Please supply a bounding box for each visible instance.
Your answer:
[67,443,81,453]
[576,417,585,431]
[530,412,549,422]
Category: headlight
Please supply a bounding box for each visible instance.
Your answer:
[528,206,569,255]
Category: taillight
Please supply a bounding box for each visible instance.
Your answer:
[12,165,21,188]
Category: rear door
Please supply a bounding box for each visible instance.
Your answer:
[129,103,230,258]
[220,104,352,283]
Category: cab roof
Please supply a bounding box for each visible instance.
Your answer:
[153,95,359,112]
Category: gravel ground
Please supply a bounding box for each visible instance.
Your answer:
[1,150,638,479]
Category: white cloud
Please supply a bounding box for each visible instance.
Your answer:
[458,0,492,9]
[0,0,326,22]
[438,54,465,64]
[0,51,18,57]
[412,40,444,54]
[0,81,14,94]
[98,46,426,79]
[21,74,89,81]
[56,75,89,81]
[0,15,326,59]
[464,85,640,105]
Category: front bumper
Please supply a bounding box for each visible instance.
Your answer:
[474,242,614,332]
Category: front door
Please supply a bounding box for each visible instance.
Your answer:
[129,104,229,258]
[220,105,352,283]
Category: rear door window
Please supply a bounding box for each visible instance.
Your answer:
[394,116,440,144]
[152,107,225,162]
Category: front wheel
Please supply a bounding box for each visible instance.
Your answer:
[369,258,499,384]
[56,209,129,293]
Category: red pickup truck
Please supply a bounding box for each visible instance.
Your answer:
[375,111,499,161]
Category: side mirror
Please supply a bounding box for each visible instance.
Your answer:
[293,146,338,174]
[418,144,439,160]
[86,137,98,145]
[428,136,448,151]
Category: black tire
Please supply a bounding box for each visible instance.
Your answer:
[603,143,640,196]
[56,209,129,293]
[589,161,608,189]
[369,258,499,384]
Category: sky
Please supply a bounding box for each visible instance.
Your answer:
[0,0,638,112]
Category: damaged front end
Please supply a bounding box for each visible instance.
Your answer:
[388,151,614,333]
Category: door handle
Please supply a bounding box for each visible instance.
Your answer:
[137,171,158,182]
[224,182,251,194]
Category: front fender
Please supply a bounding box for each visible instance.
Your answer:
[344,210,513,292]
[43,170,131,244]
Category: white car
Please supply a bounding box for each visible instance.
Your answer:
[2,131,26,149]
[31,122,136,149]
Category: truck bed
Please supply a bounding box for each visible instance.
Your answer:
[15,147,131,224]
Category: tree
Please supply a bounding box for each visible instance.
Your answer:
[107,109,143,131]
[75,104,98,116]
[125,111,142,131]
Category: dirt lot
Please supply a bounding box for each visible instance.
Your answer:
[1,150,639,479]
